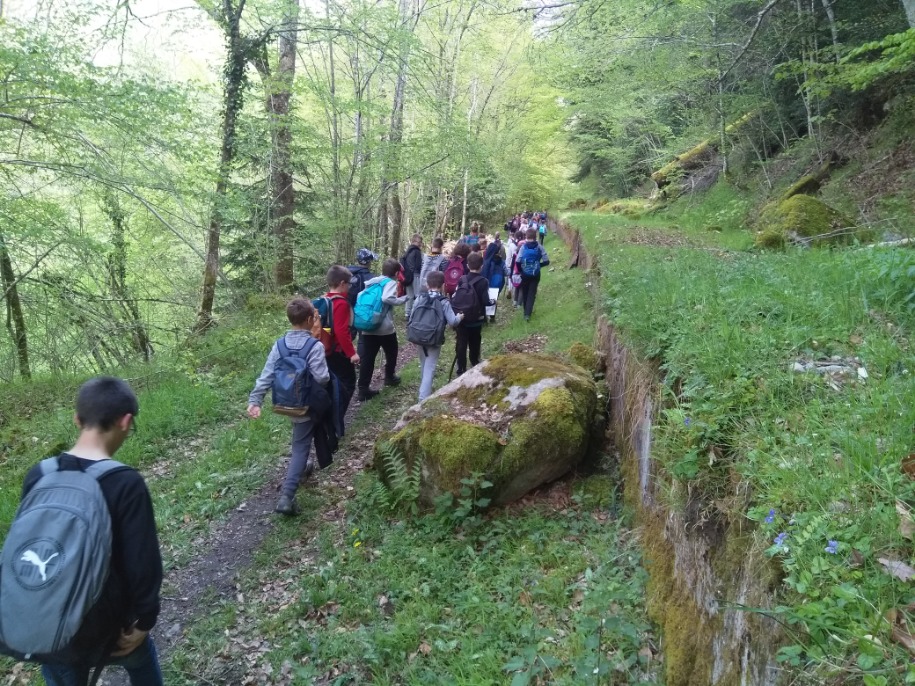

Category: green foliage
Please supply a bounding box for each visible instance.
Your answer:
[837,28,915,92]
[369,442,421,514]
[571,207,915,682]
[433,472,493,527]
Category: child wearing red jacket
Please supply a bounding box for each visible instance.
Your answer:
[321,265,360,415]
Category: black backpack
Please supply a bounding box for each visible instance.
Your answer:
[347,268,369,308]
[451,275,484,323]
[407,293,447,347]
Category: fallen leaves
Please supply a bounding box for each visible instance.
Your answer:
[878,557,915,582]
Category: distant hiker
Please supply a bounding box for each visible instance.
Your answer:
[512,230,527,308]
[407,271,463,401]
[504,231,520,302]
[538,220,547,245]
[452,252,493,376]
[317,265,360,416]
[442,242,471,297]
[481,234,507,322]
[400,234,424,320]
[514,228,550,322]
[465,223,481,248]
[356,258,408,401]
[346,248,377,310]
[418,236,448,294]
[248,299,330,515]
[8,376,164,686]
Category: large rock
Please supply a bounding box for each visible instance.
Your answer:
[376,354,599,506]
[754,194,853,248]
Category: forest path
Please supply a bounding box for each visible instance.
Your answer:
[101,342,422,686]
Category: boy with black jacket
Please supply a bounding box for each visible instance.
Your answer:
[400,234,424,319]
[452,252,493,376]
[23,377,164,686]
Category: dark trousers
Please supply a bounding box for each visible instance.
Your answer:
[520,276,540,318]
[327,351,356,415]
[358,333,398,389]
[455,324,482,374]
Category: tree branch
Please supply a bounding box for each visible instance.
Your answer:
[719,0,785,83]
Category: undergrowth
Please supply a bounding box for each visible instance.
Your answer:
[569,197,915,683]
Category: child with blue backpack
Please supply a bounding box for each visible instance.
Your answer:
[247,298,329,516]
[355,258,408,401]
[514,228,550,322]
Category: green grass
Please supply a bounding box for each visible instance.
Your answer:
[165,238,658,685]
[567,201,915,683]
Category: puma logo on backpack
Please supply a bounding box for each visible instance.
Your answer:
[0,457,128,662]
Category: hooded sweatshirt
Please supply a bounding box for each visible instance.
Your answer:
[362,276,408,336]
[418,251,447,292]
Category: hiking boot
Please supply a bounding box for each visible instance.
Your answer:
[274,495,299,516]
[358,388,379,401]
[524,315,530,322]
[384,375,401,387]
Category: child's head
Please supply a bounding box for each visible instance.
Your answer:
[356,248,377,266]
[526,228,537,241]
[382,258,400,278]
[471,243,482,253]
[287,298,315,327]
[411,233,423,247]
[453,243,471,259]
[76,377,139,432]
[426,271,445,290]
[431,237,444,253]
[467,252,483,272]
[326,264,352,290]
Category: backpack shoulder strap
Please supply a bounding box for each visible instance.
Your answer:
[276,337,291,358]
[39,456,60,476]
[288,336,318,360]
[84,459,131,481]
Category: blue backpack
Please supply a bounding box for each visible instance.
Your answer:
[271,337,331,418]
[518,244,542,278]
[352,278,389,331]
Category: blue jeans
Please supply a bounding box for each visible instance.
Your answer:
[41,636,163,686]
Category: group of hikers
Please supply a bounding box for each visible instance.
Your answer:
[0,211,551,686]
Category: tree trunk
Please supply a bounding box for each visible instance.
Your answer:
[196,0,249,332]
[387,0,412,256]
[268,0,299,290]
[102,194,152,361]
[0,234,30,379]
[903,0,915,28]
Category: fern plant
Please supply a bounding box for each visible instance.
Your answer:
[374,442,421,514]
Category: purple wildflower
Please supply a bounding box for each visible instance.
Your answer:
[765,509,776,524]
[774,532,788,548]
[825,540,839,555]
[684,417,692,427]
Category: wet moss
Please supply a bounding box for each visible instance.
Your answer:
[782,174,821,200]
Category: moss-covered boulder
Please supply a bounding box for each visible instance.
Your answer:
[377,354,599,506]
[754,194,853,249]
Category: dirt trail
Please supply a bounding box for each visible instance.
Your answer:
[100,344,419,686]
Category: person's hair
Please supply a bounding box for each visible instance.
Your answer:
[287,298,315,325]
[471,224,480,233]
[453,243,471,259]
[426,270,445,289]
[327,264,352,287]
[467,252,484,270]
[76,376,139,431]
[431,237,444,251]
[411,233,422,244]
[471,243,482,253]
[382,257,400,277]
[526,228,537,240]
[494,232,501,241]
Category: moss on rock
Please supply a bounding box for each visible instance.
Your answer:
[568,342,602,374]
[755,194,852,249]
[384,355,598,506]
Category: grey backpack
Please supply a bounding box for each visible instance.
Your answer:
[0,457,126,661]
[407,293,447,347]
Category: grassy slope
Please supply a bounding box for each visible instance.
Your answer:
[165,239,659,685]
[0,238,659,684]
[567,178,915,681]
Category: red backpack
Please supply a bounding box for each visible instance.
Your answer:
[443,257,464,296]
